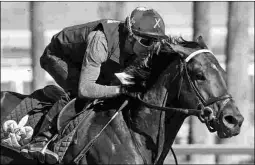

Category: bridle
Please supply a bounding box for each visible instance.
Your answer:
[136,48,232,164]
[182,56,232,132]
[138,49,232,128]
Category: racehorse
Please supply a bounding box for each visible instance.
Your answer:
[1,36,244,164]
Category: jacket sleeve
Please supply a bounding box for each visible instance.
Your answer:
[78,30,121,99]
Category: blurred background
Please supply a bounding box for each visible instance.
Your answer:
[1,1,254,164]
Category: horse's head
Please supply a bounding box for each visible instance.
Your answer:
[165,36,244,138]
[115,36,244,138]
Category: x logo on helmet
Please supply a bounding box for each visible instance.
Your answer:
[154,18,161,28]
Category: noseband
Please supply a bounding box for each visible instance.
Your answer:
[137,49,232,132]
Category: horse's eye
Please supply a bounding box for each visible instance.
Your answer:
[196,72,206,80]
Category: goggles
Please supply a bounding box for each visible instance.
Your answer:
[132,35,155,48]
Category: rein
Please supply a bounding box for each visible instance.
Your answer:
[137,95,201,116]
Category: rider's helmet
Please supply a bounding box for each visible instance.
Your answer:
[125,7,168,55]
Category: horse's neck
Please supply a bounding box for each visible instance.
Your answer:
[129,83,186,163]
[132,86,168,140]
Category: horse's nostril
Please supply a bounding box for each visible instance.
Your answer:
[237,115,244,127]
[223,115,238,128]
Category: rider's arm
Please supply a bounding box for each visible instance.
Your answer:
[78,30,122,99]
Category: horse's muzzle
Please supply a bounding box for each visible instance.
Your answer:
[216,104,244,138]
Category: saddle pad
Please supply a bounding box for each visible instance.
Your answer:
[54,129,76,162]
[1,94,51,139]
[54,108,94,162]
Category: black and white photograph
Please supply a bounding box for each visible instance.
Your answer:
[1,1,254,164]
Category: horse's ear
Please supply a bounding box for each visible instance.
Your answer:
[167,43,189,59]
[197,36,208,49]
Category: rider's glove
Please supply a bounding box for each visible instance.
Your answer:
[120,86,140,99]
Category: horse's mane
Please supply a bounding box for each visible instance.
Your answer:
[166,36,201,49]
[121,36,203,92]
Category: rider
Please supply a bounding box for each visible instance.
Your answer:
[20,6,168,164]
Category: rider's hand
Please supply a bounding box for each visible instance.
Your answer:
[120,86,140,99]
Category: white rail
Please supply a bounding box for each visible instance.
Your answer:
[172,145,254,155]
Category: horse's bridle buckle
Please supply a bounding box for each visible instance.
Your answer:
[197,103,215,123]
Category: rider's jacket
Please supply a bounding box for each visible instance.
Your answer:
[51,19,125,66]
[41,19,128,87]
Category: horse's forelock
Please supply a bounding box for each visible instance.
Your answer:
[166,36,201,49]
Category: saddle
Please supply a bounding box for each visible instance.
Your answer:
[53,97,129,163]
[56,98,93,135]
[53,98,95,163]
[1,85,68,148]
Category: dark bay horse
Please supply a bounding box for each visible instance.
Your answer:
[61,36,244,164]
[1,36,244,164]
